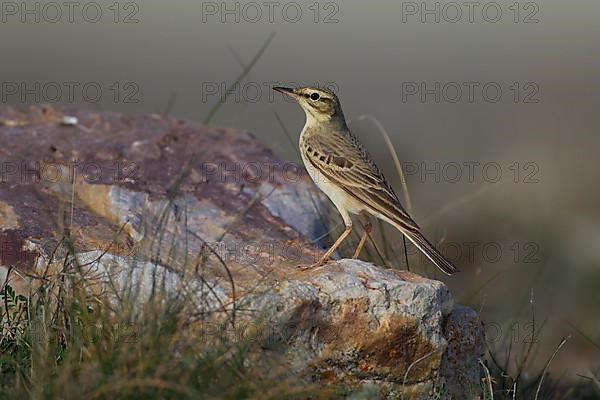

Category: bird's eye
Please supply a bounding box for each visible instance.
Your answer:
[310,92,320,100]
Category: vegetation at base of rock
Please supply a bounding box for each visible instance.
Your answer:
[0,252,332,400]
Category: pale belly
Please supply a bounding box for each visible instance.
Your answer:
[301,151,366,217]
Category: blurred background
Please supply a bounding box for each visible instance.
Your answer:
[2,0,599,386]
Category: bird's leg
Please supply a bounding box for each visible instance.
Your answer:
[352,221,373,259]
[304,223,353,269]
[318,223,353,265]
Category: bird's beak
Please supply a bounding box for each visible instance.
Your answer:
[273,86,296,98]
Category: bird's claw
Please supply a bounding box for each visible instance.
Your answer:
[297,257,335,270]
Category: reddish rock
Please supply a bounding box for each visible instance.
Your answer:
[0,105,483,398]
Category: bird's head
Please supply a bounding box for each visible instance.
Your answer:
[273,86,344,125]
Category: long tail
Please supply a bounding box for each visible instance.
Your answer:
[399,228,458,276]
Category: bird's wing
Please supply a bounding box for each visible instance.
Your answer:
[302,130,420,231]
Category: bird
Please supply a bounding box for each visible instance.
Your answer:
[273,86,458,275]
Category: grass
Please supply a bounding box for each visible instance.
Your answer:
[0,246,332,400]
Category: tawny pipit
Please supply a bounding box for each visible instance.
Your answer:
[274,86,458,275]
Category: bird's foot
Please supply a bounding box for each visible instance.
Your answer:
[297,258,331,270]
[296,264,315,271]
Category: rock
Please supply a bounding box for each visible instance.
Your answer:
[248,259,484,398]
[0,105,483,398]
